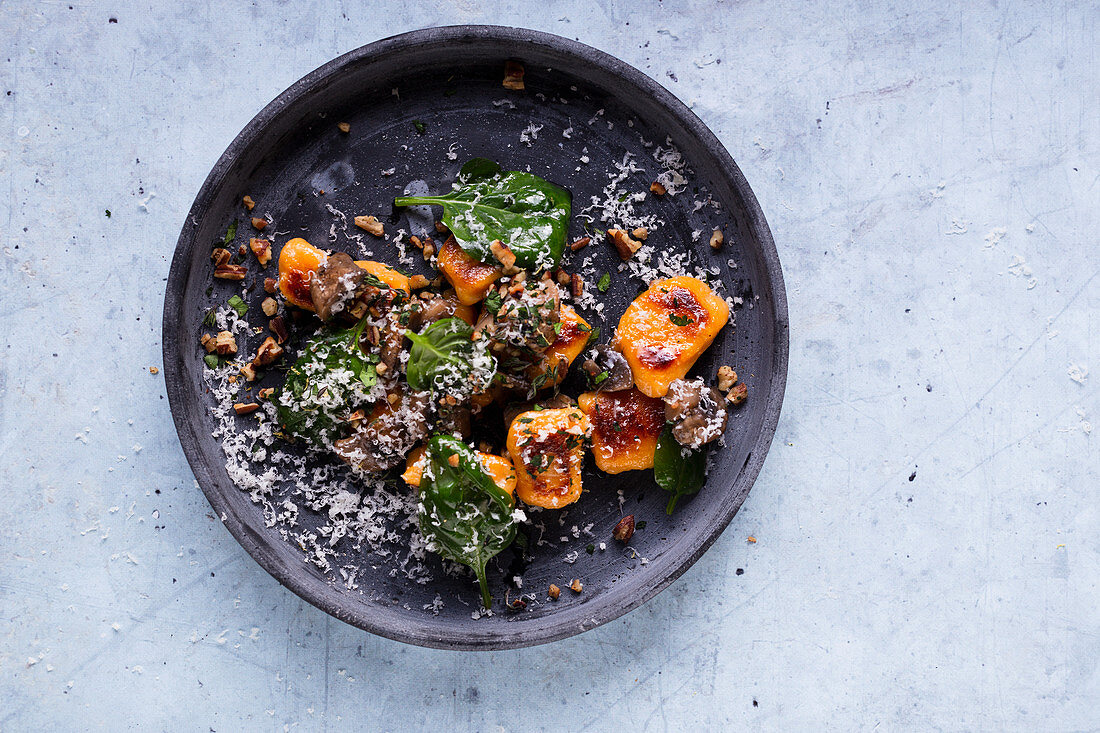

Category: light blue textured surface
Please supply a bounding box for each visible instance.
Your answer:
[2,1,1097,729]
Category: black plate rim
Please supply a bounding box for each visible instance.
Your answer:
[162,24,789,650]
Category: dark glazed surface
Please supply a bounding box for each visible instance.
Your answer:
[162,26,788,650]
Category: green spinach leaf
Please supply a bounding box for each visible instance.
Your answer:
[405,317,495,396]
[417,435,517,608]
[654,424,707,514]
[275,319,378,446]
[394,157,571,271]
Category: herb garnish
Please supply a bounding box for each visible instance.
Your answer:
[394,157,571,271]
[597,273,611,292]
[222,220,238,247]
[413,120,427,135]
[653,424,707,514]
[669,314,693,327]
[484,289,503,316]
[227,295,248,318]
[417,435,518,608]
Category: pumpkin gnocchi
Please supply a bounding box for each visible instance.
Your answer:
[577,388,666,473]
[506,408,590,508]
[615,276,729,398]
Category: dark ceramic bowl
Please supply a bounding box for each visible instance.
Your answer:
[162,26,788,650]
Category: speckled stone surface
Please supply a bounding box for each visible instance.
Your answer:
[1,1,1097,729]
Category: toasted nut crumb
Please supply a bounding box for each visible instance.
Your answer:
[554,269,570,285]
[607,229,641,260]
[709,228,724,250]
[354,215,384,236]
[214,331,237,356]
[422,241,435,260]
[249,237,272,266]
[650,181,667,196]
[569,236,591,252]
[233,402,260,416]
[447,454,461,468]
[269,316,289,344]
[408,274,431,290]
[387,393,400,406]
[375,362,389,376]
[200,333,216,353]
[548,584,561,600]
[727,382,748,406]
[434,220,448,233]
[258,387,275,400]
[214,264,247,280]
[251,217,268,231]
[148,366,159,375]
[430,276,445,288]
[211,248,232,267]
[502,60,525,90]
[337,121,350,133]
[261,297,278,317]
[477,441,493,453]
[263,277,277,294]
[490,240,517,270]
[409,235,423,249]
[237,243,248,257]
[240,362,258,381]
[252,336,284,367]
[569,579,583,593]
[747,535,757,543]
[612,515,635,542]
[571,273,584,298]
[717,365,737,391]
[632,227,649,241]
[242,195,256,211]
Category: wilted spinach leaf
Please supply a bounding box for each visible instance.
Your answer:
[654,424,707,514]
[417,435,517,608]
[405,317,495,396]
[275,319,378,446]
[394,157,571,271]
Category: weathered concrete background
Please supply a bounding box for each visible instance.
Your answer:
[1,1,1096,729]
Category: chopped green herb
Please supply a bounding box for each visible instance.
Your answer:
[518,417,534,424]
[484,289,503,316]
[222,219,238,246]
[597,273,611,292]
[553,321,563,335]
[670,314,693,327]
[444,89,457,97]
[635,520,647,530]
[413,120,427,135]
[227,295,248,318]
[202,309,216,328]
[104,209,111,218]
[203,354,220,369]
[593,370,609,385]
[586,543,595,554]
[585,326,602,347]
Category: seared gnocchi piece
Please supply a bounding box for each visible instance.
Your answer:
[614,276,729,398]
[577,388,666,473]
[527,304,591,389]
[402,445,517,496]
[437,237,501,305]
[506,407,590,508]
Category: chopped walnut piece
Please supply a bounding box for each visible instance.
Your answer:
[650,181,667,196]
[612,515,635,542]
[148,366,159,375]
[268,316,289,344]
[727,382,748,406]
[337,121,350,133]
[258,387,275,400]
[422,238,435,260]
[214,331,237,356]
[569,236,591,251]
[434,220,448,233]
[354,215,384,236]
[548,584,561,600]
[709,228,724,250]
[214,264,247,280]
[409,235,423,249]
[233,402,260,416]
[242,195,256,211]
[200,333,217,353]
[554,269,571,286]
[570,273,584,298]
[490,239,517,271]
[261,297,278,317]
[408,274,431,290]
[747,535,757,544]
[717,365,737,391]
[237,244,249,257]
[569,578,583,593]
[375,362,389,376]
[249,237,272,266]
[252,336,284,367]
[632,227,649,241]
[607,229,641,260]
[211,248,232,267]
[240,362,258,381]
[263,277,277,294]
[251,217,268,231]
[502,60,525,90]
